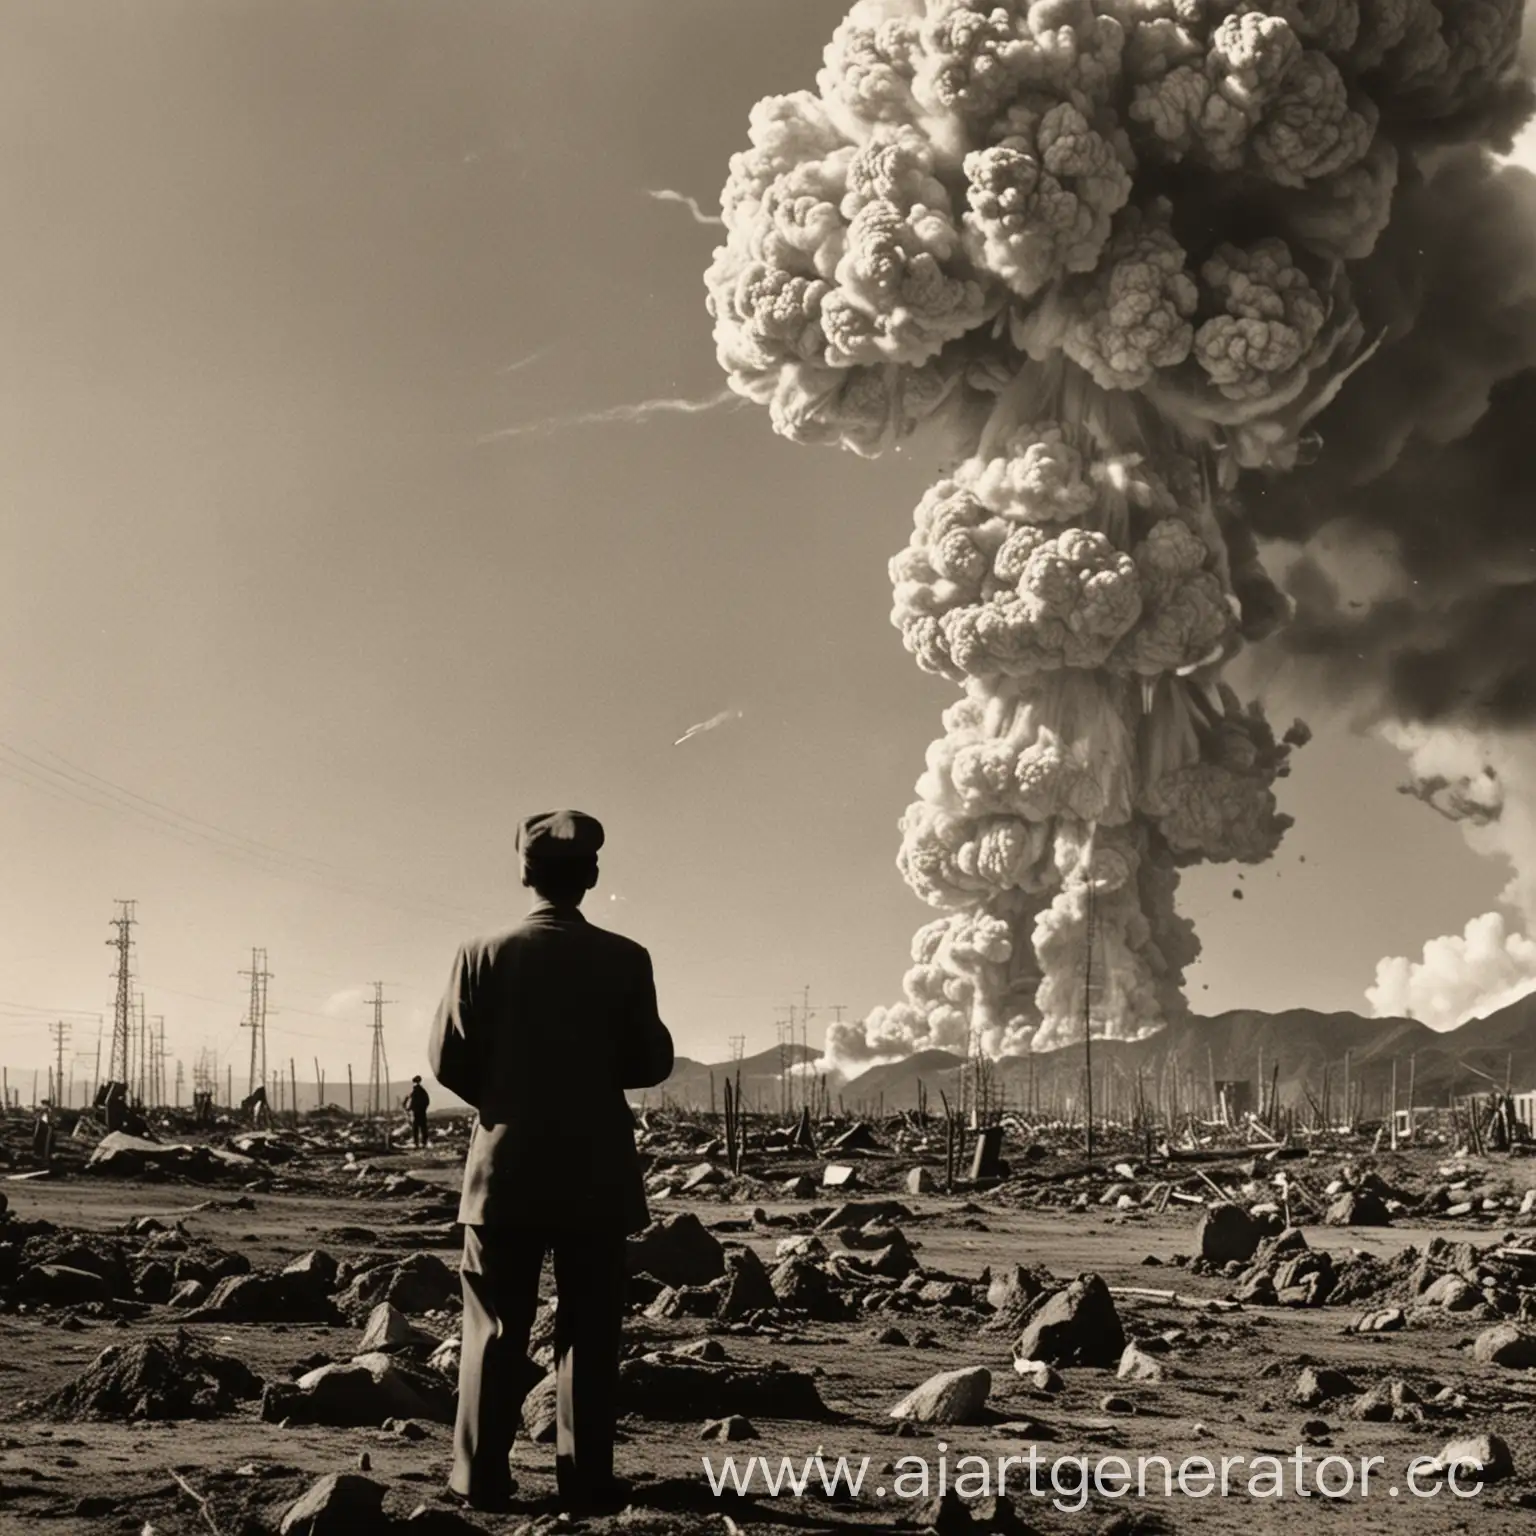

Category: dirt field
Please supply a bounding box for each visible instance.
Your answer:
[2,1139,1535,1535]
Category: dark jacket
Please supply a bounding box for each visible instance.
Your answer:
[427,900,674,1232]
[405,1084,430,1116]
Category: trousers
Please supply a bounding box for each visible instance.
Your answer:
[411,1113,429,1148]
[451,1224,627,1504]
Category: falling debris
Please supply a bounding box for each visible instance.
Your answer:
[479,389,736,444]
[674,709,743,747]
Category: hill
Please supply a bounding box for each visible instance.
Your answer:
[654,994,1536,1116]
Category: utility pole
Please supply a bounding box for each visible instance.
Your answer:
[135,994,147,1107]
[175,1059,184,1109]
[151,1016,166,1108]
[365,982,393,1122]
[48,1021,70,1108]
[1083,878,1096,1163]
[105,900,137,1086]
[239,949,272,1100]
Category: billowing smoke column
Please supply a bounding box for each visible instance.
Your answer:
[703,0,1532,1064]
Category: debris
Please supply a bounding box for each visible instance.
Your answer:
[44,1329,262,1421]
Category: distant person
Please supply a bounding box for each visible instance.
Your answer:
[429,810,674,1516]
[404,1076,431,1148]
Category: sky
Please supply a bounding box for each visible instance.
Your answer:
[0,1,1531,1097]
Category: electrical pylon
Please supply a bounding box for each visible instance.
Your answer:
[364,982,392,1120]
[105,901,136,1085]
[48,1021,70,1108]
[239,949,272,1099]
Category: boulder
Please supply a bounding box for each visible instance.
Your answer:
[701,1414,758,1441]
[889,1366,991,1425]
[1472,1323,1536,1368]
[906,1168,935,1195]
[1353,1307,1405,1333]
[1117,1343,1166,1383]
[358,1302,434,1353]
[681,1163,725,1192]
[1325,1189,1391,1227]
[822,1165,858,1189]
[261,1351,454,1427]
[190,1269,337,1324]
[1436,1432,1514,1483]
[1423,1273,1478,1311]
[625,1213,726,1289]
[1293,1366,1358,1407]
[522,1371,558,1443]
[1012,1274,1125,1369]
[779,1176,817,1198]
[279,1473,388,1535]
[427,1337,461,1379]
[815,1199,911,1232]
[1352,1379,1422,1423]
[773,1235,825,1262]
[134,1261,175,1305]
[717,1247,778,1322]
[42,1329,262,1421]
[1197,1203,1264,1266]
[282,1251,340,1289]
[769,1257,844,1321]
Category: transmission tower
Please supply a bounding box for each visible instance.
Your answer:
[365,982,392,1120]
[105,901,137,1085]
[174,1059,185,1108]
[239,949,272,1099]
[728,1035,745,1062]
[48,1021,70,1107]
[151,1016,167,1108]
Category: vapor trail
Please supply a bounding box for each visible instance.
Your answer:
[479,389,736,443]
[497,347,550,376]
[647,188,725,226]
[674,708,743,747]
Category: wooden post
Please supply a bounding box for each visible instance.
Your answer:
[1390,1057,1399,1151]
[347,1064,355,1116]
[1406,1053,1416,1140]
[1343,1050,1352,1133]
[290,1059,299,1127]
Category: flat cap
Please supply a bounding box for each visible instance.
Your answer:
[516,809,605,859]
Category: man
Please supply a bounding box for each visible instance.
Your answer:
[404,1076,431,1148]
[428,810,673,1515]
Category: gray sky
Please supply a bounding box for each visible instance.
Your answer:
[0,1,1524,1088]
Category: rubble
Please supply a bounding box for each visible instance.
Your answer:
[261,1350,455,1427]
[44,1329,262,1420]
[617,1354,828,1420]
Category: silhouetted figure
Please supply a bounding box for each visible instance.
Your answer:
[429,810,673,1516]
[32,1106,54,1164]
[404,1076,431,1148]
[241,1084,268,1128]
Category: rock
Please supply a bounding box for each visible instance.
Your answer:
[401,1507,483,1533]
[984,1264,1050,1318]
[673,1338,727,1362]
[1013,1274,1125,1368]
[773,1235,825,1262]
[616,1355,828,1420]
[190,1269,338,1325]
[625,1213,726,1288]
[1325,1189,1391,1227]
[262,1351,454,1427]
[769,1258,844,1321]
[905,1168,934,1195]
[168,1280,207,1310]
[889,1365,990,1425]
[282,1251,340,1289]
[1294,1367,1359,1406]
[779,1176,817,1198]
[865,1236,920,1281]
[1013,1360,1063,1393]
[1472,1323,1536,1368]
[822,1164,858,1189]
[521,1371,559,1442]
[1353,1379,1423,1423]
[1117,1343,1167,1382]
[22,1265,110,1305]
[717,1247,778,1322]
[1436,1432,1514,1483]
[43,1329,263,1421]
[1424,1274,1479,1311]
[385,1416,429,1440]
[1354,1307,1405,1333]
[816,1200,911,1232]
[681,1162,725,1192]
[279,1473,388,1535]
[873,1326,908,1346]
[701,1414,758,1441]
[1198,1203,1264,1265]
[359,1302,433,1353]
[1101,1394,1135,1415]
[911,1490,972,1536]
[134,1261,175,1304]
[427,1337,461,1379]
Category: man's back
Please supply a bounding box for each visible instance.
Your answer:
[428,902,673,1231]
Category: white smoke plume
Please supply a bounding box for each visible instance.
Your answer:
[1368,911,1536,1027]
[674,708,743,747]
[479,389,736,442]
[647,189,725,226]
[1368,723,1536,1025]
